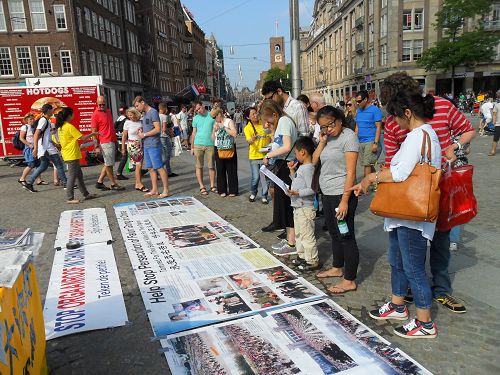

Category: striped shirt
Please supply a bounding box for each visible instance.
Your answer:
[384,96,473,168]
[284,96,310,136]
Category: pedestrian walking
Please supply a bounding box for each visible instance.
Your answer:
[233,108,244,135]
[115,107,129,181]
[121,107,148,192]
[488,99,500,156]
[18,113,46,187]
[92,96,124,191]
[55,107,97,203]
[24,104,67,193]
[133,96,170,198]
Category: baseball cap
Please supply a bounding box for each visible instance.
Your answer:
[41,104,53,113]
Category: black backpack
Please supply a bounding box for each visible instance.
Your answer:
[12,130,24,150]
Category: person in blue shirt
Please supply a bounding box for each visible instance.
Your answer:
[355,90,383,178]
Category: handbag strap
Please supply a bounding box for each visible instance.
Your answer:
[420,130,432,164]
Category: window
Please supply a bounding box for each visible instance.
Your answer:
[36,46,52,74]
[368,48,374,68]
[99,16,105,41]
[380,43,387,66]
[54,5,67,30]
[109,55,115,80]
[96,51,103,75]
[403,10,412,31]
[29,0,46,31]
[8,0,28,31]
[60,50,72,74]
[105,19,111,44]
[0,47,13,76]
[380,14,387,37]
[402,40,412,61]
[414,9,423,30]
[111,23,116,46]
[0,3,6,32]
[92,12,99,38]
[381,0,387,7]
[369,22,374,43]
[81,51,88,75]
[89,49,96,75]
[114,57,120,80]
[369,0,374,16]
[15,46,33,75]
[120,59,125,81]
[76,8,83,33]
[413,39,423,60]
[112,0,119,15]
[116,27,122,49]
[84,8,91,36]
[103,53,109,78]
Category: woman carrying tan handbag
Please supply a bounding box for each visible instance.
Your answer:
[349,87,441,339]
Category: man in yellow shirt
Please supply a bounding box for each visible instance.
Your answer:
[243,107,272,203]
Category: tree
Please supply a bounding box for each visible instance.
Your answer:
[417,0,498,95]
[264,64,292,92]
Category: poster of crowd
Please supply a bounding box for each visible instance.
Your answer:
[114,197,325,336]
[162,299,432,375]
[44,209,128,340]
[54,208,112,249]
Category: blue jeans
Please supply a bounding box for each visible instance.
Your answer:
[249,159,268,198]
[27,153,67,185]
[160,136,172,174]
[450,226,461,243]
[388,227,432,309]
[430,230,452,298]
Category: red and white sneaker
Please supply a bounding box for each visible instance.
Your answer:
[393,319,437,339]
[369,302,409,321]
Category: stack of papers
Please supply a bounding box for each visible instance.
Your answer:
[0,227,44,288]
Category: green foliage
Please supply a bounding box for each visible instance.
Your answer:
[418,0,497,73]
[264,64,292,92]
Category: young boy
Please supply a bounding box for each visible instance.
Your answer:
[286,136,319,271]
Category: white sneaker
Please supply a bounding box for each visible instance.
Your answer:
[249,194,256,202]
[449,242,458,251]
[273,244,297,256]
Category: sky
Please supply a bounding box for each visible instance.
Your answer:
[181,0,315,91]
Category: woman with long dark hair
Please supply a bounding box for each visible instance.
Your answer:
[313,106,360,294]
[56,107,97,203]
[350,88,441,339]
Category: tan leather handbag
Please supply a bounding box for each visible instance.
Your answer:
[370,130,442,222]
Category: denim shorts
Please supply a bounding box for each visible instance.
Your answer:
[23,146,36,167]
[143,145,164,169]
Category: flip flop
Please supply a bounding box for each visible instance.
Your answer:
[36,180,49,185]
[144,191,158,197]
[327,286,357,295]
[316,270,344,279]
[158,192,170,199]
[200,187,209,196]
[135,186,150,192]
[488,152,495,156]
[18,180,26,186]
[210,186,217,193]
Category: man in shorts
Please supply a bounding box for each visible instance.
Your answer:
[190,101,215,195]
[92,96,124,190]
[134,96,170,198]
[355,90,382,178]
[178,105,189,148]
[489,98,500,156]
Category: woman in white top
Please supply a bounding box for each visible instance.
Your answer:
[121,107,147,192]
[19,113,46,186]
[211,107,238,197]
[350,88,441,339]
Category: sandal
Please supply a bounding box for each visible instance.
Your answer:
[158,192,170,199]
[210,186,217,193]
[488,152,495,156]
[36,180,49,185]
[144,191,157,197]
[110,184,125,191]
[135,186,150,192]
[18,180,26,186]
[200,187,209,196]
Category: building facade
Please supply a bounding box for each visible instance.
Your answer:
[301,0,500,101]
[183,5,207,98]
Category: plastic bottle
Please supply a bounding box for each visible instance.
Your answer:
[335,208,350,238]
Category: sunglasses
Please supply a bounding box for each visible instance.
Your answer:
[346,103,353,107]
[98,104,106,107]
[264,91,276,100]
[356,99,365,103]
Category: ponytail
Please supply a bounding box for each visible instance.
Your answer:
[55,107,74,129]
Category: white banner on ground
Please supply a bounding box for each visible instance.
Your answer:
[54,208,112,249]
[162,299,432,375]
[114,197,325,336]
[43,242,128,340]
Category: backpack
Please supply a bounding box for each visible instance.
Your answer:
[12,131,24,150]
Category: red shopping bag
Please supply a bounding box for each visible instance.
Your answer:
[437,164,477,231]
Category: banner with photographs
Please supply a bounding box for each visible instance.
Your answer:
[162,299,432,375]
[54,208,112,249]
[114,197,325,336]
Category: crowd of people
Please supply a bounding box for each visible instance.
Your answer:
[14,70,484,341]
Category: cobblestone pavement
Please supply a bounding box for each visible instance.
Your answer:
[1,114,498,374]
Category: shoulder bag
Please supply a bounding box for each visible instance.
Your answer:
[370,130,442,222]
[217,122,235,159]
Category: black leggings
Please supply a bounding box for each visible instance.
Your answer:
[322,194,359,281]
[272,160,294,229]
[214,147,239,195]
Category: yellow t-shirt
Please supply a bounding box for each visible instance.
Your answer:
[58,122,83,161]
[243,121,272,160]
